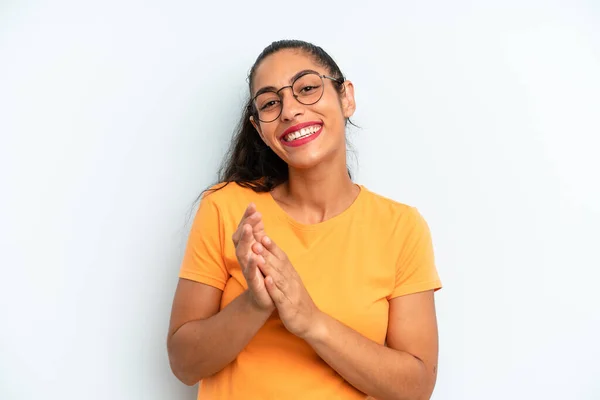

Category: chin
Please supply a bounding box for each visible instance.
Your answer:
[284,149,336,170]
[286,158,322,170]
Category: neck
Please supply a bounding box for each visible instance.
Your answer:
[279,156,358,224]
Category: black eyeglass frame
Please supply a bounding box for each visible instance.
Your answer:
[250,72,345,123]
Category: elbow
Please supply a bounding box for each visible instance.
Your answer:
[167,337,202,386]
[407,371,435,400]
[390,362,434,400]
[175,368,199,387]
[390,390,428,400]
[168,357,202,386]
[180,374,201,387]
[407,356,435,400]
[412,376,436,400]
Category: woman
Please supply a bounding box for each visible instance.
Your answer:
[167,40,442,400]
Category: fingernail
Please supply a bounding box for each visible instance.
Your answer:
[264,236,270,244]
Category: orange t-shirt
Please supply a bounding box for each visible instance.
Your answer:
[179,182,442,400]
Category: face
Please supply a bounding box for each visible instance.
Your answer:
[250,49,356,171]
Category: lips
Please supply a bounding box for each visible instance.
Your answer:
[279,121,324,141]
[280,124,323,148]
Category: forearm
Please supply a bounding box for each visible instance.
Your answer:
[305,312,431,400]
[168,290,272,385]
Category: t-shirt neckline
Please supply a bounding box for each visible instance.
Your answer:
[264,184,367,231]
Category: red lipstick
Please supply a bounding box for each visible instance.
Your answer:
[279,121,323,148]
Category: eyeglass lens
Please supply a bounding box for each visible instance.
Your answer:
[254,73,324,122]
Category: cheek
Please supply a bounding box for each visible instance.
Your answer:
[322,104,347,133]
[262,126,279,145]
[321,94,345,121]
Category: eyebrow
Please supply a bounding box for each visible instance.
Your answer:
[253,69,320,98]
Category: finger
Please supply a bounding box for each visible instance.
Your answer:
[243,251,254,274]
[251,241,264,255]
[245,252,264,283]
[254,238,280,270]
[256,255,273,276]
[255,252,267,277]
[237,203,256,229]
[236,224,254,256]
[261,235,287,260]
[264,275,286,305]
[255,243,277,271]
[257,261,286,291]
[232,204,257,244]
[234,211,262,248]
[238,211,262,240]
[252,218,266,243]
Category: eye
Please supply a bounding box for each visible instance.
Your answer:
[299,84,320,94]
[260,100,280,111]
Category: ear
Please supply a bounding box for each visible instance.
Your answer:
[250,116,267,144]
[340,80,356,119]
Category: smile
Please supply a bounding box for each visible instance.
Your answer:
[283,124,322,142]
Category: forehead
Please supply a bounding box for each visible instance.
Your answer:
[252,49,324,92]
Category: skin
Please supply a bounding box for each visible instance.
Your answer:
[250,49,360,225]
[167,204,274,384]
[168,49,439,400]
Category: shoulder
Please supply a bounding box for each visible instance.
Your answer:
[202,181,260,204]
[199,181,267,221]
[360,186,414,215]
[359,186,429,230]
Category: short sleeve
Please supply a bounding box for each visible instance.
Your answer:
[179,194,229,290]
[389,207,442,299]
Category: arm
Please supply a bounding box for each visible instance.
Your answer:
[168,203,274,385]
[304,291,439,400]
[167,279,272,385]
[253,235,439,400]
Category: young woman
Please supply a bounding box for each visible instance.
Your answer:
[167,40,442,400]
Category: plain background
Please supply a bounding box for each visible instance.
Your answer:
[1,0,599,399]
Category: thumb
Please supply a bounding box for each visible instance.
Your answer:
[262,235,286,260]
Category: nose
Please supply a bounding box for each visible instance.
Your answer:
[279,88,304,121]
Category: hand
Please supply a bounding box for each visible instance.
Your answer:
[252,235,322,339]
[232,204,274,312]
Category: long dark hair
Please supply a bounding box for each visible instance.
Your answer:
[202,40,352,199]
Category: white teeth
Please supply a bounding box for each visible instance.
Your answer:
[284,125,321,142]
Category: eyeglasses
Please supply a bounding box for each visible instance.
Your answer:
[251,71,344,123]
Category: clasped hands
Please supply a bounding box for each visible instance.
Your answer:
[231,203,322,340]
